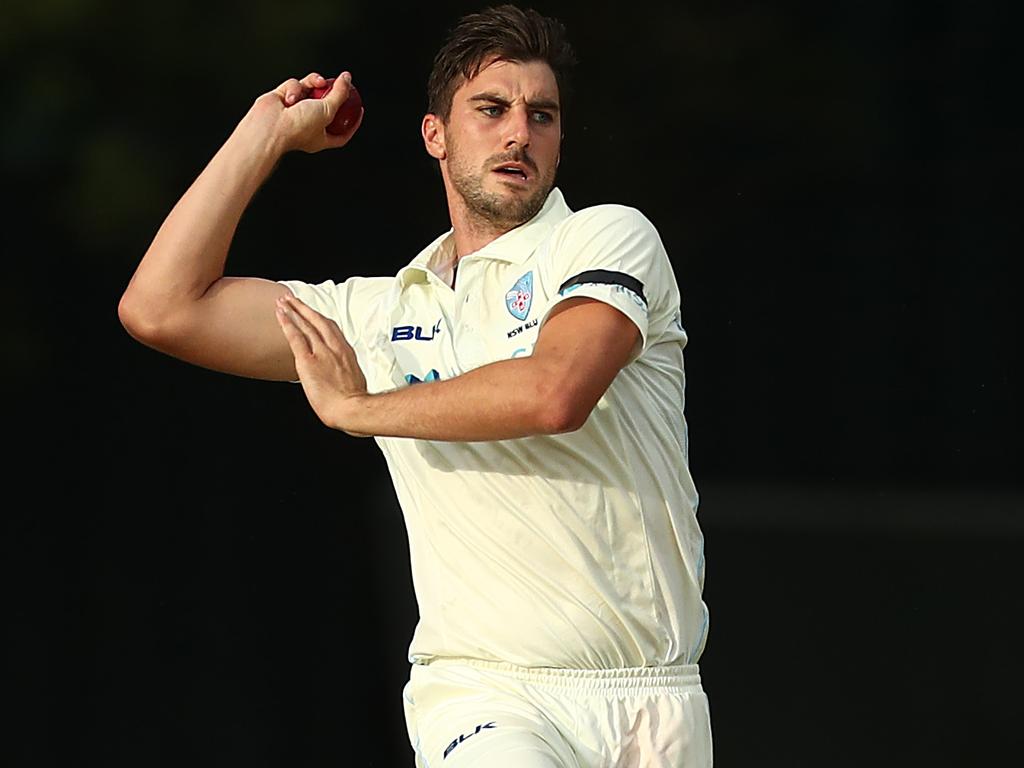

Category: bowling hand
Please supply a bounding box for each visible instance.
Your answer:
[248,71,363,154]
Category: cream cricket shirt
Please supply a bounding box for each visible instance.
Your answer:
[280,188,708,670]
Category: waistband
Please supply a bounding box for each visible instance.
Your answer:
[416,657,702,692]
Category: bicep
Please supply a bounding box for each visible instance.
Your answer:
[531,297,639,425]
[144,277,298,381]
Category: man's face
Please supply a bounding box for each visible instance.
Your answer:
[435,57,562,230]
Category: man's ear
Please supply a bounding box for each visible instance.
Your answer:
[422,114,447,160]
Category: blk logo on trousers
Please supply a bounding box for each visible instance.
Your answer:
[444,721,497,759]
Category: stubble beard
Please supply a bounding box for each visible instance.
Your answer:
[446,137,556,233]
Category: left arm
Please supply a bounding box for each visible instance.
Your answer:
[275,293,637,440]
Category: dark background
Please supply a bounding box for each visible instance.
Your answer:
[5,0,1021,765]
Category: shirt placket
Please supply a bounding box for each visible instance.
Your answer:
[451,257,490,372]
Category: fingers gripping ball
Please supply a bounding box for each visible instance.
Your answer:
[311,78,363,135]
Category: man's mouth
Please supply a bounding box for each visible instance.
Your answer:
[492,163,531,182]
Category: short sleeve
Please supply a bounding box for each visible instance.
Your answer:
[277,276,392,348]
[276,276,394,384]
[538,205,678,363]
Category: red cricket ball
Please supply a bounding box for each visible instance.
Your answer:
[310,78,363,135]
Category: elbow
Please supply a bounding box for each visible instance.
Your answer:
[538,389,592,435]
[118,288,170,346]
[117,290,147,340]
[532,365,595,435]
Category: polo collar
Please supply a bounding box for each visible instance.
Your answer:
[397,187,572,287]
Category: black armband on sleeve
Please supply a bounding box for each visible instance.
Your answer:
[558,270,647,306]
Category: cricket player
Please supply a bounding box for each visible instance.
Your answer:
[119,4,712,766]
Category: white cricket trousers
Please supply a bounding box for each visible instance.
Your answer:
[402,657,713,768]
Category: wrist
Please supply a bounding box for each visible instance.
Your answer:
[332,392,371,436]
[233,101,291,166]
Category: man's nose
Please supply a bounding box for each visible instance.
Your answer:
[503,105,531,148]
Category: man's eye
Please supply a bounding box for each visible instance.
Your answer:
[532,111,554,124]
[480,106,502,116]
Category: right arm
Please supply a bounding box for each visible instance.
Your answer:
[117,71,363,381]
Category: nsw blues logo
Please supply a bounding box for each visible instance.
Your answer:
[505,271,533,321]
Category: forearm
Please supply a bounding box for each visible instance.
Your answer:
[122,113,285,318]
[276,294,628,441]
[337,357,579,441]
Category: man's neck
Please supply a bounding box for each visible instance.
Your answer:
[450,205,513,260]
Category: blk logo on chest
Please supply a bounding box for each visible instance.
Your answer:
[507,318,538,338]
[392,318,442,342]
[444,721,497,759]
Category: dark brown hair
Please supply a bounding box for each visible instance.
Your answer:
[427,4,578,125]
